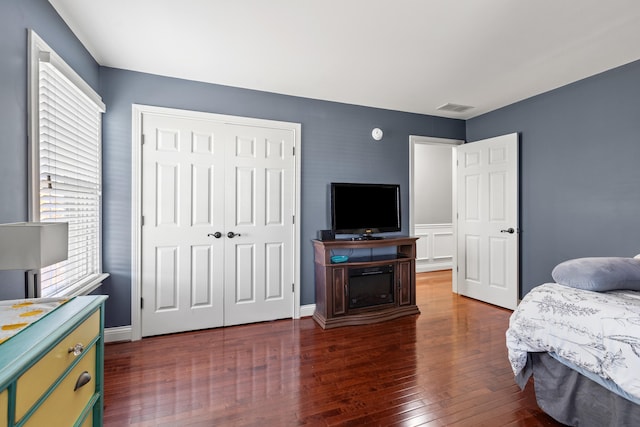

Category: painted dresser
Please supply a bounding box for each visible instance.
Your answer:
[0,295,107,427]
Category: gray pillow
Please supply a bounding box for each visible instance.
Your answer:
[551,257,640,292]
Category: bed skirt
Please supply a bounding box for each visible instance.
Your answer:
[526,353,640,426]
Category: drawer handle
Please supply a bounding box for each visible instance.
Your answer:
[74,371,92,391]
[68,343,85,356]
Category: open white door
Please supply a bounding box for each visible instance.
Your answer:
[454,133,519,310]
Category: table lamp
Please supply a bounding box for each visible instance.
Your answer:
[0,222,68,298]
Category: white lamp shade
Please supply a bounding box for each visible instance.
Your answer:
[0,222,68,270]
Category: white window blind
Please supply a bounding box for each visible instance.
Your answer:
[36,51,105,296]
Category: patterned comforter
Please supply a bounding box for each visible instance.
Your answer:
[506,282,640,401]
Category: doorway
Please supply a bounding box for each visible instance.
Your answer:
[409,136,463,274]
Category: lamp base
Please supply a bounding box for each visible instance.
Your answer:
[25,270,40,298]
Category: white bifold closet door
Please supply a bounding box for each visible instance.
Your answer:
[141,112,295,337]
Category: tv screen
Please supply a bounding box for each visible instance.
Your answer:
[331,183,401,236]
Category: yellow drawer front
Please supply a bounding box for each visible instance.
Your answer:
[23,346,96,427]
[80,409,93,427]
[0,389,7,427]
[15,310,99,421]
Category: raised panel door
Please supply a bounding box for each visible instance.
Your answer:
[141,111,297,335]
[455,133,519,310]
[223,124,295,326]
[141,114,225,336]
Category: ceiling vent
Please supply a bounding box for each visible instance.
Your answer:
[436,103,474,113]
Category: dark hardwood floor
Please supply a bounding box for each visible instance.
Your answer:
[103,271,563,426]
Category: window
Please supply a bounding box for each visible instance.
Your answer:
[29,31,107,297]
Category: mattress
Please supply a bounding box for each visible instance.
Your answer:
[506,282,640,402]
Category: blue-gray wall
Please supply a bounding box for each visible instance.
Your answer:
[4,1,640,326]
[100,68,465,326]
[0,0,100,300]
[467,60,640,296]
[0,1,464,327]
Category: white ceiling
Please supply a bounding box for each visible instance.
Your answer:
[48,0,640,119]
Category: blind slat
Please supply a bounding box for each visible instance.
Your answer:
[40,139,100,164]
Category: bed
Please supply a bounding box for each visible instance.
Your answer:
[506,257,640,426]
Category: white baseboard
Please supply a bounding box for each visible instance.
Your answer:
[300,304,315,318]
[104,326,132,343]
[105,306,317,343]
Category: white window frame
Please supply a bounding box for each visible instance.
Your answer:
[28,30,108,297]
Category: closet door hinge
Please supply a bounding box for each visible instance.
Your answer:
[141,216,145,226]
[292,146,295,156]
[142,134,145,145]
[141,297,144,309]
[292,283,295,293]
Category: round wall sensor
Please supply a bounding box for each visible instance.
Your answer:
[371,128,383,141]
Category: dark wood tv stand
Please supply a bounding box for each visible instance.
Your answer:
[312,236,420,329]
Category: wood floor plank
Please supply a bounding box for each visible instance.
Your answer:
[103,270,563,426]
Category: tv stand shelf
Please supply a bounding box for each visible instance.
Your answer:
[312,236,420,329]
[340,254,408,264]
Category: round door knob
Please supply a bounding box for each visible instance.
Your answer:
[208,232,222,238]
[227,231,241,238]
[500,228,515,234]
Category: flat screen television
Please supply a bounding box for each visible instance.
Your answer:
[331,182,401,239]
